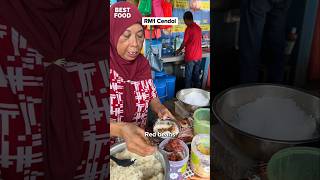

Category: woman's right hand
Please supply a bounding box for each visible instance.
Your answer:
[120,123,156,156]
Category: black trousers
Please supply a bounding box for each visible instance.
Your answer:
[239,0,292,83]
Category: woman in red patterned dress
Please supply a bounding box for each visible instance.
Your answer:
[109,2,174,156]
[0,1,108,179]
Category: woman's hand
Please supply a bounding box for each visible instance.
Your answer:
[150,97,175,120]
[158,106,175,120]
[120,123,156,156]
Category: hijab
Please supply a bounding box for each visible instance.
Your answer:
[110,2,152,122]
[0,1,107,179]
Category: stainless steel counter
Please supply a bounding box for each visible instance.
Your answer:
[161,51,210,63]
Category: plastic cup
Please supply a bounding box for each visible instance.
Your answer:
[159,138,189,180]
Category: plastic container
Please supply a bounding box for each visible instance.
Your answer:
[159,75,176,101]
[191,134,210,178]
[193,108,210,135]
[155,71,167,78]
[267,147,320,180]
[159,138,189,180]
[153,78,167,98]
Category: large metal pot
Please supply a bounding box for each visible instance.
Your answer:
[212,84,320,161]
[110,142,170,180]
[176,88,210,112]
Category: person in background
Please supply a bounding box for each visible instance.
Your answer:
[110,2,174,156]
[176,11,203,88]
[239,0,292,83]
[0,0,108,179]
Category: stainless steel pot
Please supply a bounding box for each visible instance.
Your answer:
[110,142,170,180]
[176,88,210,112]
[212,84,320,161]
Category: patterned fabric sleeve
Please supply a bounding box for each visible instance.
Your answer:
[0,20,46,179]
[1,17,109,180]
[149,78,158,100]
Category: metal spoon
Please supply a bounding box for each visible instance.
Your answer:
[110,155,136,167]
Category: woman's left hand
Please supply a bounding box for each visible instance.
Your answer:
[150,97,175,120]
[158,106,175,120]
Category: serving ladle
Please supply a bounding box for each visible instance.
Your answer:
[110,155,136,167]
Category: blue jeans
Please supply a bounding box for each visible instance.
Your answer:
[185,60,202,88]
[239,0,291,83]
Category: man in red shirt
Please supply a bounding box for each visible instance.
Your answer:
[176,11,202,88]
